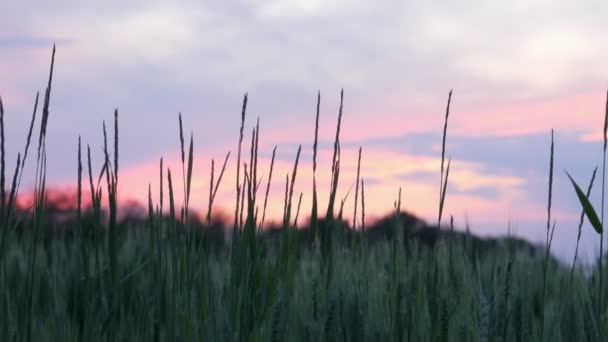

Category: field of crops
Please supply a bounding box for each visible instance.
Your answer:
[1,47,607,341]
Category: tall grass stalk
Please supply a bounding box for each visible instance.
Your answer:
[233,94,247,235]
[167,168,176,229]
[284,145,301,229]
[186,133,194,222]
[5,153,20,230]
[207,151,230,225]
[7,92,39,230]
[438,90,452,227]
[26,144,46,342]
[86,143,103,298]
[326,89,344,221]
[541,129,556,338]
[361,179,366,231]
[18,93,38,188]
[439,158,451,227]
[178,113,186,221]
[353,147,362,231]
[102,119,118,285]
[159,157,164,224]
[239,165,246,230]
[293,192,303,229]
[253,118,260,199]
[260,146,276,230]
[311,91,320,240]
[437,90,452,227]
[248,125,257,209]
[148,183,155,246]
[77,136,88,279]
[282,173,289,229]
[337,183,354,222]
[24,44,54,342]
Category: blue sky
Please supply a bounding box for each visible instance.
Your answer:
[1,0,608,262]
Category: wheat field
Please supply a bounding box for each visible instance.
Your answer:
[0,47,607,342]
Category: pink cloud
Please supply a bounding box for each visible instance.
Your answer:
[256,88,607,152]
[453,90,605,137]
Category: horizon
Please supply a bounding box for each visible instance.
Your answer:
[2,1,608,263]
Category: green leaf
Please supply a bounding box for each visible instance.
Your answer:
[566,171,603,234]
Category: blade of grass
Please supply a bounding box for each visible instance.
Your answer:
[233,93,247,233]
[77,136,85,268]
[438,157,451,227]
[337,182,354,223]
[566,171,603,235]
[247,125,257,217]
[282,173,289,230]
[9,92,39,226]
[186,132,194,223]
[102,120,118,285]
[327,159,340,220]
[331,89,343,178]
[148,183,154,247]
[541,129,555,339]
[16,92,39,195]
[249,128,255,191]
[239,163,247,230]
[311,91,320,239]
[207,158,215,224]
[87,145,95,215]
[179,113,186,220]
[326,90,344,220]
[353,147,362,231]
[397,186,402,213]
[361,179,365,231]
[38,45,55,159]
[260,146,276,231]
[572,167,598,280]
[168,168,176,227]
[284,145,302,229]
[6,153,20,227]
[1,152,19,260]
[207,151,230,225]
[293,192,303,229]
[26,45,54,342]
[438,90,452,226]
[160,157,164,217]
[75,137,90,312]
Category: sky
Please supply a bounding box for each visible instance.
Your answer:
[1,0,608,262]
